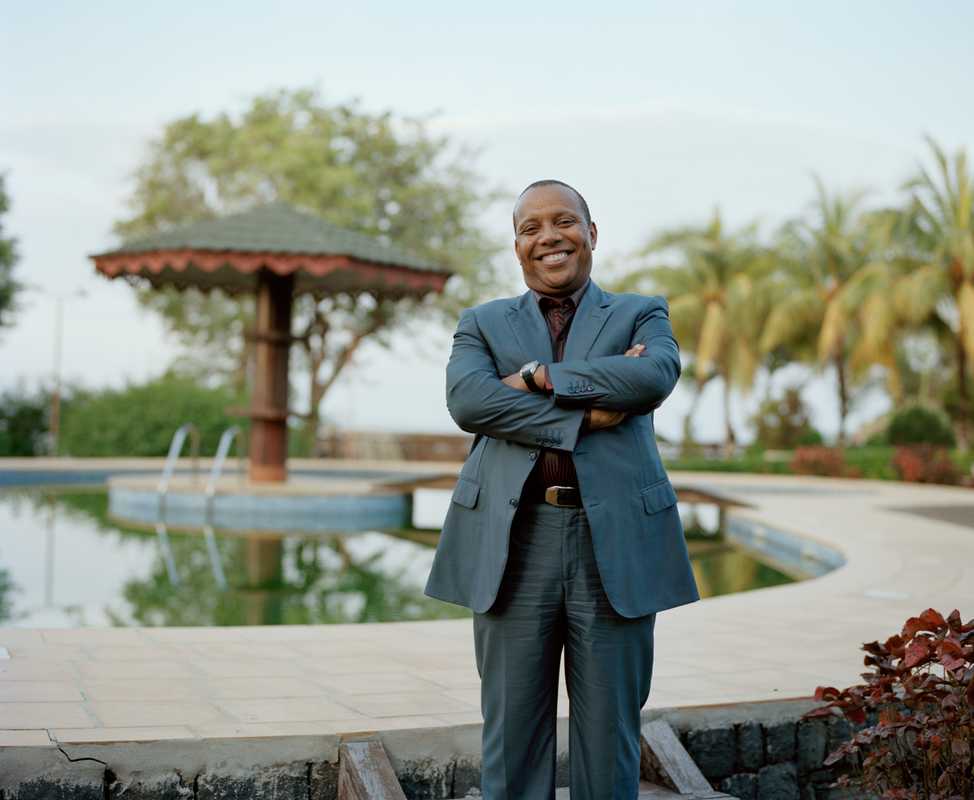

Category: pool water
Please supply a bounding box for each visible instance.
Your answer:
[0,489,793,628]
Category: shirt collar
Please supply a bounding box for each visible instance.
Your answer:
[531,278,591,309]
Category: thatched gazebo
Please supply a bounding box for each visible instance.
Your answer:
[91,202,451,482]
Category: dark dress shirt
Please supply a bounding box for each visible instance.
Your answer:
[521,279,590,499]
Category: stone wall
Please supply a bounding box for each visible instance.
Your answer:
[2,700,878,800]
[679,712,870,800]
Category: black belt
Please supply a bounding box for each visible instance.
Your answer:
[523,485,583,507]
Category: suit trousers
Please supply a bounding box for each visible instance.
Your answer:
[473,502,656,800]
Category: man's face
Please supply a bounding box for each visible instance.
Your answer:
[513,184,597,297]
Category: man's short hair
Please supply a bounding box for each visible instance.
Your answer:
[514,179,592,227]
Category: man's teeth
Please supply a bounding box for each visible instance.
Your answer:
[541,252,569,264]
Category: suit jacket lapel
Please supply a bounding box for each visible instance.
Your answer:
[506,290,554,363]
[563,280,613,361]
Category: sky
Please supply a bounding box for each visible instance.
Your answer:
[2,1,974,443]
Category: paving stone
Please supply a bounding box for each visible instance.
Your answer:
[686,725,736,780]
[736,721,764,771]
[765,721,796,764]
[717,772,758,799]
[797,720,827,773]
[757,761,799,800]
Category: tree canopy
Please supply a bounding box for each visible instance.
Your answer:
[113,87,506,439]
[0,173,20,332]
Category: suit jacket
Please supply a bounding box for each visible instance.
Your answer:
[424,280,700,619]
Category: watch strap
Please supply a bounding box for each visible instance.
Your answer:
[521,361,542,393]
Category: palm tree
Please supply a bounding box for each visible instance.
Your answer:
[761,177,896,445]
[894,136,974,448]
[611,210,772,455]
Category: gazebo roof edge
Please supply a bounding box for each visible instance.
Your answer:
[94,202,448,275]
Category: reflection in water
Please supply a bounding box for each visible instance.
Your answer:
[110,516,471,627]
[682,501,792,598]
[0,562,14,624]
[0,490,794,628]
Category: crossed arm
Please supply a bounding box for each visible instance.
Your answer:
[445,298,681,451]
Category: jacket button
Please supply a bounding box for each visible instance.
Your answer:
[529,451,538,460]
[509,497,519,507]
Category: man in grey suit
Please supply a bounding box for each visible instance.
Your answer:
[425,180,700,799]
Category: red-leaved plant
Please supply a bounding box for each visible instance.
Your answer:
[892,446,962,486]
[790,446,862,478]
[803,608,974,800]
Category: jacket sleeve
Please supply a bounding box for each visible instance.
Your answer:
[446,307,586,451]
[545,296,681,415]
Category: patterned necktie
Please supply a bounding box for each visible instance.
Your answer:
[539,296,576,359]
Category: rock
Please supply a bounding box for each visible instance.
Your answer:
[757,761,799,800]
[718,772,758,799]
[797,720,827,773]
[765,721,796,764]
[686,725,735,780]
[737,722,764,772]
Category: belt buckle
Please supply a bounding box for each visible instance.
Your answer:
[544,485,578,507]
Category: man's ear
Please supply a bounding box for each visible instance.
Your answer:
[589,221,598,251]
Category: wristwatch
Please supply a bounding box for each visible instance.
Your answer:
[520,360,543,393]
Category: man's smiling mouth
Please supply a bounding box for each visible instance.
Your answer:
[538,250,572,265]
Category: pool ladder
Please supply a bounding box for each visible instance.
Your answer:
[155,423,245,588]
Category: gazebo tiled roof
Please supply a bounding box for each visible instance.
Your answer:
[91,202,450,297]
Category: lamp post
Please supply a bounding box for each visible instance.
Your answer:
[25,285,87,455]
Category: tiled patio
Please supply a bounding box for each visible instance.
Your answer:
[1,470,972,752]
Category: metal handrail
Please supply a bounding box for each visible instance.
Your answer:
[205,425,245,500]
[158,423,201,502]
[157,423,201,528]
[200,425,244,591]
[202,523,228,589]
[153,424,243,590]
[154,519,181,586]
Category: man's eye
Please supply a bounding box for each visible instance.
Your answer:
[558,218,575,225]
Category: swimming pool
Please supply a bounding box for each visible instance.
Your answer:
[0,487,794,628]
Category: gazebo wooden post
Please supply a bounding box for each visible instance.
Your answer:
[91,204,452,485]
[249,269,295,483]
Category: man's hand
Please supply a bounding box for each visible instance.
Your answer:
[502,344,645,392]
[587,408,627,430]
[501,344,645,433]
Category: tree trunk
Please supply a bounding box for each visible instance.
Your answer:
[681,389,700,454]
[681,376,712,457]
[302,308,388,456]
[955,332,971,450]
[721,371,736,458]
[834,351,849,447]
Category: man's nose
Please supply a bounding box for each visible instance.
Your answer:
[538,222,562,244]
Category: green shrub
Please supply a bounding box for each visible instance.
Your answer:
[750,386,824,450]
[0,386,48,456]
[887,404,955,447]
[59,372,246,457]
